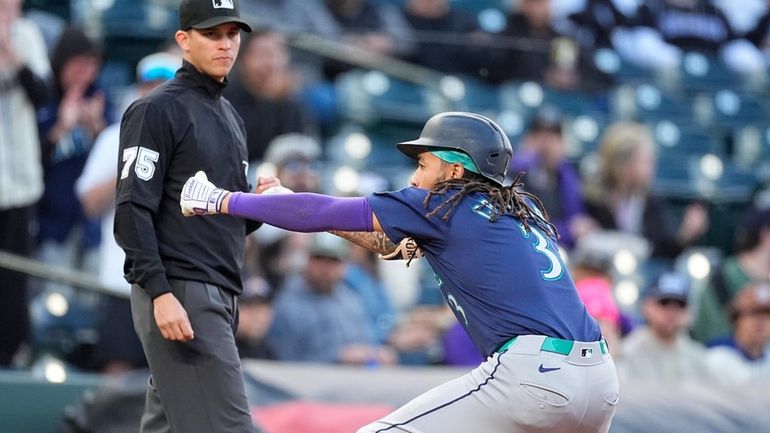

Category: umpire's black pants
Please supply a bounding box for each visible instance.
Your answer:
[131,279,255,433]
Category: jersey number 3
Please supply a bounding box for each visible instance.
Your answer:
[121,146,159,181]
[516,221,564,281]
[473,199,563,280]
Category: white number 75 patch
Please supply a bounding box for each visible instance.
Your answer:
[121,146,159,181]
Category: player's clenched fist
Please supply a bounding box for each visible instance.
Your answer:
[180,171,230,216]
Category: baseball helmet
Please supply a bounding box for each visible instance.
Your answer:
[397,112,513,186]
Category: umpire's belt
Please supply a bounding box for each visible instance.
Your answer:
[497,335,608,358]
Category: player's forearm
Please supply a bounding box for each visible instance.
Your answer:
[224,192,375,233]
[330,231,397,255]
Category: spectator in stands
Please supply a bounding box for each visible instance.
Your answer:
[619,0,764,73]
[22,5,65,54]
[441,320,484,366]
[239,0,340,76]
[225,30,317,162]
[401,0,493,78]
[745,1,770,63]
[564,0,633,49]
[582,121,709,262]
[322,0,416,79]
[510,105,596,248]
[342,240,453,365]
[36,27,108,289]
[248,133,323,291]
[390,303,452,365]
[344,244,397,346]
[692,207,770,344]
[75,51,180,375]
[618,271,712,382]
[238,1,343,125]
[706,282,770,383]
[569,234,626,355]
[0,0,51,366]
[713,0,767,39]
[235,276,277,360]
[241,0,339,41]
[488,0,611,92]
[266,233,398,365]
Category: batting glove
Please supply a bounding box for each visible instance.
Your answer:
[180,171,229,216]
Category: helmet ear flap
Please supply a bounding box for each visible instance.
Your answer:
[476,118,513,186]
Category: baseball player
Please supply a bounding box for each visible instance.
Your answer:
[180,112,619,433]
[114,1,265,432]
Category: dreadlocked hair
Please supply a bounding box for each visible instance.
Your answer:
[423,171,559,239]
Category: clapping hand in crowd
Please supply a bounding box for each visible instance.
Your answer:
[0,6,21,73]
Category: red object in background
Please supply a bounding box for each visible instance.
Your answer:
[252,400,394,433]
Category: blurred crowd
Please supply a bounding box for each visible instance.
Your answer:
[2,0,770,390]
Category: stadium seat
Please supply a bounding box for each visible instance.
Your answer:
[99,0,176,38]
[542,87,597,117]
[566,113,606,156]
[446,76,502,112]
[654,153,758,203]
[612,84,697,127]
[711,161,759,203]
[652,121,723,158]
[98,1,176,67]
[653,157,696,199]
[706,90,770,130]
[593,48,655,85]
[328,121,424,170]
[23,0,70,20]
[672,52,744,94]
[498,81,542,119]
[498,81,603,116]
[335,70,444,124]
[732,125,770,169]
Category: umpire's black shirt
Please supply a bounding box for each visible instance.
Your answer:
[115,61,259,299]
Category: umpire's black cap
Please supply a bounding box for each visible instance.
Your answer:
[179,0,252,32]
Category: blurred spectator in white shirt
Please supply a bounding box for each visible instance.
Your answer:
[706,282,770,384]
[618,271,713,382]
[0,0,51,366]
[617,0,764,73]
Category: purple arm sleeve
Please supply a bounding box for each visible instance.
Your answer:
[226,192,374,232]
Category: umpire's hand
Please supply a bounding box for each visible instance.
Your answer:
[153,293,195,341]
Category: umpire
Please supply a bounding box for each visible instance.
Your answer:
[114,1,260,432]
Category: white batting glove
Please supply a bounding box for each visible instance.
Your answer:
[180,171,229,216]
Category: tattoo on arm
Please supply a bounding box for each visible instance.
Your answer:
[329,231,396,255]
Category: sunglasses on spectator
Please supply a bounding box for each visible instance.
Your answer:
[657,298,687,309]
